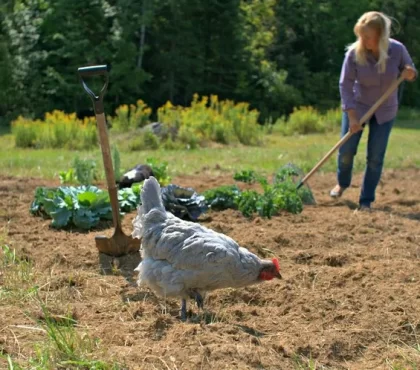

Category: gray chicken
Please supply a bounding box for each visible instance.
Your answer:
[132,177,282,320]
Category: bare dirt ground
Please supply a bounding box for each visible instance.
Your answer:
[1,169,420,369]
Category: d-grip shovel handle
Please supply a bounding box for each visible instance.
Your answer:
[79,65,109,76]
[78,65,121,230]
[78,65,109,114]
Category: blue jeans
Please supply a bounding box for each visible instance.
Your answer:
[337,112,394,207]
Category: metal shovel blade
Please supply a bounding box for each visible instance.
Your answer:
[96,229,141,277]
[95,228,140,256]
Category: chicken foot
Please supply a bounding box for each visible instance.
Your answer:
[180,290,204,321]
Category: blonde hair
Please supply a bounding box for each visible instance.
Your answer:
[347,11,392,73]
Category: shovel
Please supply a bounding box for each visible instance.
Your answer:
[296,75,405,190]
[78,65,141,276]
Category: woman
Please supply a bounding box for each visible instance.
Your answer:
[330,11,417,211]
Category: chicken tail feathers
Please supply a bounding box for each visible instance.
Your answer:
[141,176,165,214]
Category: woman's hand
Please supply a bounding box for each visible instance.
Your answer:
[347,109,363,133]
[349,118,363,133]
[402,65,416,81]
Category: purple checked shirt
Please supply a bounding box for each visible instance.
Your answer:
[339,38,417,124]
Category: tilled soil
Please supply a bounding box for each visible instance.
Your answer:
[0,169,419,369]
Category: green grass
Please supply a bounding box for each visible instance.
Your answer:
[0,245,124,370]
[0,119,419,180]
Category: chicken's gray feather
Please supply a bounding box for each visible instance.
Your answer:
[132,177,264,299]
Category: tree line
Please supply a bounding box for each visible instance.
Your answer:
[1,0,419,125]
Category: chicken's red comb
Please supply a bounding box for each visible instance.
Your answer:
[272,257,280,271]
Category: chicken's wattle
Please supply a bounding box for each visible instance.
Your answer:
[259,271,275,281]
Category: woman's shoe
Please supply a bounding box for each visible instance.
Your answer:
[354,204,371,213]
[330,185,345,199]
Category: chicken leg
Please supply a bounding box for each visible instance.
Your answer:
[180,291,204,321]
[193,291,204,309]
[181,299,187,321]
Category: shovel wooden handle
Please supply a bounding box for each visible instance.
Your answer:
[297,75,405,189]
[78,65,121,229]
[95,112,121,229]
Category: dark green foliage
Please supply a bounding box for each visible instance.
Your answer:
[58,168,77,184]
[30,186,113,229]
[235,182,303,218]
[112,145,121,181]
[30,184,142,230]
[204,166,314,218]
[161,184,208,221]
[274,164,316,206]
[236,190,259,218]
[145,157,171,186]
[118,186,141,213]
[2,0,418,125]
[233,170,259,184]
[203,185,242,211]
[73,157,98,186]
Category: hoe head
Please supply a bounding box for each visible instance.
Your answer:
[276,163,316,205]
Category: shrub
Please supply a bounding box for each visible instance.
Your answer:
[203,185,242,211]
[323,107,342,130]
[12,110,97,150]
[203,169,312,218]
[13,95,263,150]
[157,94,262,147]
[113,104,130,131]
[59,168,77,184]
[127,130,160,151]
[145,157,172,186]
[113,99,152,132]
[12,117,38,147]
[218,97,261,145]
[275,106,326,135]
[397,106,420,121]
[271,106,342,136]
[177,125,200,149]
[157,101,182,135]
[112,145,121,180]
[161,138,185,150]
[73,157,98,185]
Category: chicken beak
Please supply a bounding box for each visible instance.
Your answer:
[275,271,282,279]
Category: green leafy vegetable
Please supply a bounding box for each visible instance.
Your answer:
[112,145,121,180]
[58,158,98,185]
[234,170,269,187]
[59,168,77,184]
[49,206,72,228]
[131,183,143,198]
[30,185,141,230]
[273,165,301,183]
[73,157,98,185]
[274,164,315,206]
[203,167,311,218]
[73,208,100,230]
[234,170,258,184]
[235,183,303,218]
[118,187,140,213]
[203,185,241,211]
[146,157,172,186]
[236,190,258,217]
